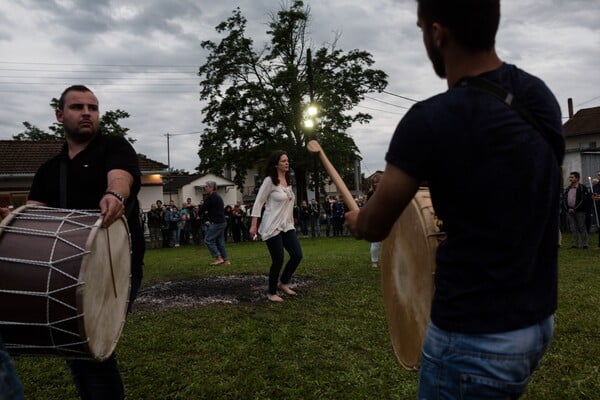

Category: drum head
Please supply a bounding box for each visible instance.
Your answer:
[79,216,131,361]
[380,190,440,371]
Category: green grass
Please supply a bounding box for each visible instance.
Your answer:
[12,234,600,399]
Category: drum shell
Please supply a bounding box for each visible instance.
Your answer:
[380,188,443,371]
[0,206,131,361]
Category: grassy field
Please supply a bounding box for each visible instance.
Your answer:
[12,234,600,399]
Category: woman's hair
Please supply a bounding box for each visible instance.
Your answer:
[264,150,290,186]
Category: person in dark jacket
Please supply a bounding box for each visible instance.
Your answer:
[563,171,591,248]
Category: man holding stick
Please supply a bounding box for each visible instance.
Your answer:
[345,0,564,398]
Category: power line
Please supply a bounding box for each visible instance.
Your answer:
[356,104,405,116]
[381,90,420,103]
[577,95,600,107]
[364,95,410,110]
[0,61,199,68]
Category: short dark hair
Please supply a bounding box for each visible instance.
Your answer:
[58,85,93,110]
[417,0,500,52]
[570,171,580,180]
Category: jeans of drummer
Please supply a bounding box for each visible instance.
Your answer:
[204,222,228,259]
[67,353,123,400]
[0,340,24,400]
[418,316,553,400]
[265,229,303,295]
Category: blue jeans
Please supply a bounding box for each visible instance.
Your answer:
[265,230,303,294]
[204,222,228,259]
[418,316,554,399]
[0,341,24,400]
[311,215,321,237]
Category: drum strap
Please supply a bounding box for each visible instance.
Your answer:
[457,76,563,163]
[59,158,68,208]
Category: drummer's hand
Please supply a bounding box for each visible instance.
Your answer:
[99,193,125,228]
[345,209,362,239]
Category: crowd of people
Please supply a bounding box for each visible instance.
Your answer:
[141,194,364,249]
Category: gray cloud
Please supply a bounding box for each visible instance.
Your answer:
[0,0,598,173]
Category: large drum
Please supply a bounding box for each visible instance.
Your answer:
[0,206,131,361]
[380,188,444,371]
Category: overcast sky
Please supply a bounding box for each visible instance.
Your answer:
[0,0,598,175]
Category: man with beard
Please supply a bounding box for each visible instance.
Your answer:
[26,85,143,400]
[345,1,564,398]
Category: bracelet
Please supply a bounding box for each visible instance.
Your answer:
[104,191,125,203]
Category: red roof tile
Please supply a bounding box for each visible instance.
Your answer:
[564,107,600,137]
[0,140,167,175]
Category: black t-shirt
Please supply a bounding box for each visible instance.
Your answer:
[29,134,144,277]
[386,63,564,333]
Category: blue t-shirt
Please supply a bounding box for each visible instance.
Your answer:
[386,63,564,333]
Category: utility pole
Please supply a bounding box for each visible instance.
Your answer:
[307,48,320,202]
[165,132,172,202]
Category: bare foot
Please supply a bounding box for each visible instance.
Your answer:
[267,294,284,302]
[278,283,297,296]
[210,257,225,265]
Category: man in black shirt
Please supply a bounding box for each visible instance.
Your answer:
[27,85,143,400]
[346,1,563,398]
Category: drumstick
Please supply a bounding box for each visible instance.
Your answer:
[306,140,359,212]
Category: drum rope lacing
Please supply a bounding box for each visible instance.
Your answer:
[0,207,101,356]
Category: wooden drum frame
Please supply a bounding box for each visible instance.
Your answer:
[380,188,444,371]
[0,206,131,361]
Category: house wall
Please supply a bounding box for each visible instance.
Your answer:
[175,174,240,208]
[139,186,164,211]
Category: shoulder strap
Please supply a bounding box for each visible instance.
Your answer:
[59,158,68,208]
[457,76,563,163]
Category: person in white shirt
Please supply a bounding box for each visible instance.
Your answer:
[249,150,303,302]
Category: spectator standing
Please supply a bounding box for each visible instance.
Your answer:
[147,203,163,249]
[331,197,344,236]
[299,200,311,238]
[231,204,244,243]
[310,198,321,237]
[166,205,182,247]
[563,171,591,248]
[323,196,333,237]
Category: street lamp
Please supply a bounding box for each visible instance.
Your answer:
[303,103,320,201]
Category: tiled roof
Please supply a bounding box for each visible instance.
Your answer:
[0,140,167,175]
[564,107,600,137]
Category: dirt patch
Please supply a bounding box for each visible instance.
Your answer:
[134,275,311,310]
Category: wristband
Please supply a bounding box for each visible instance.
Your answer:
[104,191,125,203]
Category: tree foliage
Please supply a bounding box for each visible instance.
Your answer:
[13,98,135,143]
[197,1,387,202]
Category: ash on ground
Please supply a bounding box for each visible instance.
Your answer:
[134,275,311,310]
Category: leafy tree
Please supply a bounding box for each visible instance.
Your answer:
[13,98,135,143]
[197,1,387,202]
[12,122,61,141]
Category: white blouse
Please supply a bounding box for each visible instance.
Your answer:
[251,176,296,240]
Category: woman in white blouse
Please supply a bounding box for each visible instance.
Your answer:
[249,150,303,302]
